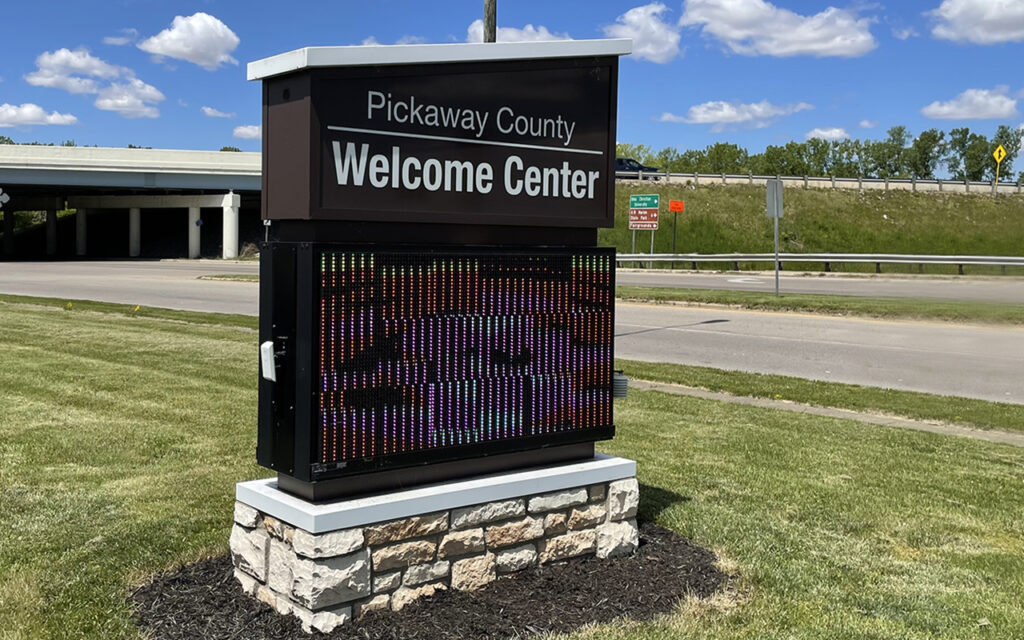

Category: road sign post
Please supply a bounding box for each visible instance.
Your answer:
[668,200,684,265]
[994,144,1007,186]
[766,178,784,297]
[629,193,660,268]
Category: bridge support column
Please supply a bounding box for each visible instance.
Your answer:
[188,207,201,259]
[222,193,239,259]
[76,209,87,256]
[46,210,58,256]
[68,194,242,260]
[128,207,141,257]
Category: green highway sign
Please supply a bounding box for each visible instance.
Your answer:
[628,193,660,230]
[629,194,659,209]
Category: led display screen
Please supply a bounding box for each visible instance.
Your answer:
[314,247,614,471]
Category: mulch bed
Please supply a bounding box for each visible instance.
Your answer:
[132,522,726,640]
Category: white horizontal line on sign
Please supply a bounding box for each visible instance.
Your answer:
[326,125,603,156]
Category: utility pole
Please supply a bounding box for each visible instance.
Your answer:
[484,0,497,42]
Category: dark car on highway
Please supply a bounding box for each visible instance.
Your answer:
[615,157,661,180]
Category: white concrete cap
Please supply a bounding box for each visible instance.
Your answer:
[0,144,259,176]
[247,39,633,81]
[236,455,637,534]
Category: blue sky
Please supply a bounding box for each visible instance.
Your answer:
[2,1,1022,154]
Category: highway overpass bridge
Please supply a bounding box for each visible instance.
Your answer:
[0,145,260,259]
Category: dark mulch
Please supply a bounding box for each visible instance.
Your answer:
[132,522,726,640]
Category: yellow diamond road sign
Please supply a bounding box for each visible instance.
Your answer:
[994,145,1007,164]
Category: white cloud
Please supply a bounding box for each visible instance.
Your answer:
[929,0,1024,44]
[233,125,261,139]
[201,106,235,118]
[465,19,570,42]
[104,28,138,46]
[660,99,813,131]
[94,78,165,119]
[602,3,682,63]
[892,27,918,40]
[0,103,78,127]
[921,86,1018,119]
[138,12,240,70]
[361,35,427,46]
[806,127,849,141]
[25,48,125,94]
[859,119,877,128]
[25,48,164,119]
[680,0,877,57]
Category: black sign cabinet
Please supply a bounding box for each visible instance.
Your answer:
[251,41,629,500]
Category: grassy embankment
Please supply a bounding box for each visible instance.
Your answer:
[602,183,1024,275]
[2,298,1023,639]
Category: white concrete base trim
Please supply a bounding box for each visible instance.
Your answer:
[236,455,636,534]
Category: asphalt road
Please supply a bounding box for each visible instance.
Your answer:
[1,261,1021,404]
[616,302,1023,405]
[618,269,1024,304]
[0,260,262,315]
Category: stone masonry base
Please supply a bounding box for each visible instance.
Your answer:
[230,475,639,633]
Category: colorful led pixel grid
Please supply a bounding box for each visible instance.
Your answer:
[317,248,614,465]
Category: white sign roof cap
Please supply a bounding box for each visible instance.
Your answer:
[248,39,633,81]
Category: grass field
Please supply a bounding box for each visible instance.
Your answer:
[603,183,1024,275]
[615,360,1024,435]
[1,300,1022,639]
[616,285,1024,325]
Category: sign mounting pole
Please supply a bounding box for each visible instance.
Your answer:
[774,215,780,297]
[994,144,1006,186]
[766,179,783,297]
[484,0,496,43]
[668,200,684,269]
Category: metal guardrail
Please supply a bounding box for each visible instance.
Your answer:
[616,253,1024,274]
[614,170,1024,195]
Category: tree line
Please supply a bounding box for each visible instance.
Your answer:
[617,124,1024,182]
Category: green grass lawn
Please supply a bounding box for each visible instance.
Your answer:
[617,285,1024,325]
[1,300,1022,639]
[0,302,261,640]
[615,359,1024,436]
[599,391,1024,639]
